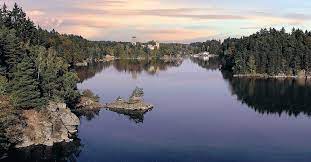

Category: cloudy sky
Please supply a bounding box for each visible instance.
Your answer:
[3,0,311,43]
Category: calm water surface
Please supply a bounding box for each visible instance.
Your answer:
[4,58,311,162]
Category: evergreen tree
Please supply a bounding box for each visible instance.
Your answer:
[247,55,256,74]
[39,48,67,101]
[0,75,7,95]
[10,55,44,109]
[0,27,23,78]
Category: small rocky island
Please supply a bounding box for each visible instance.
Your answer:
[106,87,154,113]
[0,87,153,152]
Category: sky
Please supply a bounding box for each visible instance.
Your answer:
[3,0,311,43]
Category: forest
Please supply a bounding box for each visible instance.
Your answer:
[0,3,195,110]
[219,28,311,77]
[0,3,83,109]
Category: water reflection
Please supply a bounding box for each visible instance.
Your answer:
[190,57,220,71]
[76,59,183,81]
[113,59,183,78]
[73,109,101,121]
[74,58,311,161]
[1,139,82,162]
[188,57,311,117]
[225,76,311,117]
[108,108,152,124]
[76,61,112,82]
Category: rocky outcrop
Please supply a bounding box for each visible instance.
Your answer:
[9,102,80,148]
[106,87,154,112]
[75,96,103,111]
[72,96,104,120]
[106,98,153,112]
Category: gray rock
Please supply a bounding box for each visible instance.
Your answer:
[13,102,80,148]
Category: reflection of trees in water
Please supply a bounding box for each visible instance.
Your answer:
[190,57,220,71]
[108,108,152,124]
[76,59,183,81]
[1,139,82,162]
[226,75,311,117]
[75,61,112,82]
[113,59,183,78]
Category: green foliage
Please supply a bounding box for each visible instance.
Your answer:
[10,55,44,109]
[190,40,221,54]
[247,55,256,74]
[82,89,99,102]
[220,28,311,76]
[37,48,68,101]
[61,72,80,104]
[0,3,80,109]
[0,75,7,95]
[0,26,23,78]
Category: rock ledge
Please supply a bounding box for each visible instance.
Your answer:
[12,102,80,148]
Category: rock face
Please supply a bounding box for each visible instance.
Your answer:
[106,98,153,112]
[13,102,80,148]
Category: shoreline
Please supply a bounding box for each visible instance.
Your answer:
[76,56,184,66]
[233,74,311,79]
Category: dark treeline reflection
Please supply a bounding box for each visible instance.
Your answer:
[225,75,311,117]
[190,57,220,71]
[1,140,82,162]
[75,61,112,82]
[113,59,183,76]
[76,59,183,81]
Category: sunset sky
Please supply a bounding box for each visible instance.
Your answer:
[3,0,311,43]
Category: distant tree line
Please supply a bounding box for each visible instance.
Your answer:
[92,41,193,59]
[189,40,221,54]
[219,28,311,76]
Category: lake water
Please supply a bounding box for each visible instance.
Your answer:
[3,58,311,162]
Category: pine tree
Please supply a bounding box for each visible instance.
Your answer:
[0,75,7,95]
[10,55,44,109]
[1,3,11,27]
[247,55,256,74]
[0,27,23,78]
